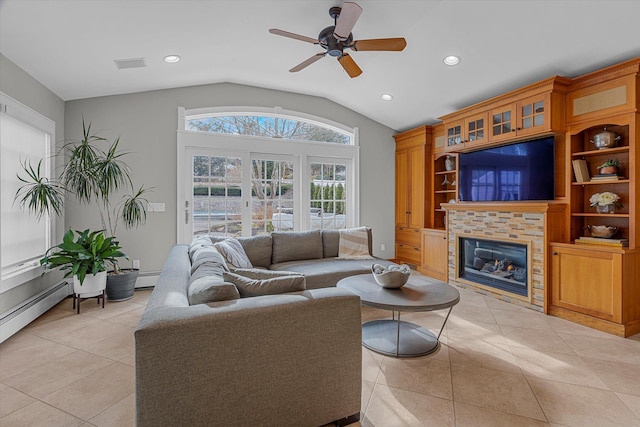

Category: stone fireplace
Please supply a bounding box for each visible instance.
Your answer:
[443,202,566,312]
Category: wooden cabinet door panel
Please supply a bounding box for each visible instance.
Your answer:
[421,229,448,281]
[408,146,426,229]
[395,150,409,227]
[551,246,622,322]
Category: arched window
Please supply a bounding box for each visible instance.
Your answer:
[177,106,360,243]
[183,107,354,145]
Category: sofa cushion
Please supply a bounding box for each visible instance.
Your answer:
[214,238,253,269]
[321,230,340,258]
[223,271,306,298]
[237,234,273,268]
[271,230,323,264]
[188,260,240,304]
[271,258,396,289]
[338,227,373,259]
[231,268,301,279]
[190,246,229,273]
[188,235,214,261]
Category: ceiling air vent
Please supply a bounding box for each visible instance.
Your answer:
[114,58,146,69]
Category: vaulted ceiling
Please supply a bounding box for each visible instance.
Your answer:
[2,0,639,131]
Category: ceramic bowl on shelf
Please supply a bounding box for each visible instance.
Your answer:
[587,225,618,238]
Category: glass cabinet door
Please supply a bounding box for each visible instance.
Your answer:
[490,105,515,142]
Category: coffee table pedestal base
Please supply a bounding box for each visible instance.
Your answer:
[362,319,439,358]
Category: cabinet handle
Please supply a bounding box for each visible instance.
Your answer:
[552,251,558,255]
[511,129,516,132]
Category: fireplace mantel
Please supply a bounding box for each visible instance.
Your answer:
[441,201,567,214]
[443,202,568,312]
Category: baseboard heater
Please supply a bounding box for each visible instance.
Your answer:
[135,271,160,288]
[0,281,70,344]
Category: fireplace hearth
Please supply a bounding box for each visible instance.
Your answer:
[459,237,528,297]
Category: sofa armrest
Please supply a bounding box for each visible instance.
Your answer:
[135,287,362,427]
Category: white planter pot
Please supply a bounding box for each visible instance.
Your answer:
[73,271,107,298]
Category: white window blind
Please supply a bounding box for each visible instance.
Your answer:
[0,92,55,288]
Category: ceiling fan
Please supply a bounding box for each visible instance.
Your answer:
[269,1,407,78]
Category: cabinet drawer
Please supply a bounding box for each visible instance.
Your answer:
[396,227,421,246]
[395,243,421,265]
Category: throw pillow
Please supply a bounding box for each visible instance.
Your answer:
[338,226,373,259]
[190,246,229,273]
[214,238,253,269]
[223,271,305,298]
[188,235,214,260]
[188,260,240,304]
[271,230,323,264]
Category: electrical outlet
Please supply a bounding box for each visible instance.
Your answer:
[380,244,386,251]
[133,259,140,269]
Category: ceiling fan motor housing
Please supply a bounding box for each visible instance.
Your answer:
[318,26,353,57]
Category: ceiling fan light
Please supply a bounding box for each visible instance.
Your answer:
[443,55,461,66]
[164,55,181,63]
[381,94,393,101]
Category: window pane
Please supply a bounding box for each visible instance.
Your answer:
[1,113,49,269]
[193,156,242,237]
[187,114,352,144]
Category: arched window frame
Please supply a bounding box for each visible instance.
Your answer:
[176,106,360,243]
[179,106,358,145]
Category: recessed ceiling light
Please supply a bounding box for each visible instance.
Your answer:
[381,94,393,101]
[164,55,181,63]
[443,55,461,66]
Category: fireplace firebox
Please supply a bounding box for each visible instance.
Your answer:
[458,237,528,297]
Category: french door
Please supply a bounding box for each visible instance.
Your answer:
[183,148,299,240]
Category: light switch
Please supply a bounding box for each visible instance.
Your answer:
[148,202,166,212]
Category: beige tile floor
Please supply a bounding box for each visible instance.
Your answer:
[1,272,640,427]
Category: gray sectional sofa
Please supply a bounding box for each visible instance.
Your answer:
[135,229,395,427]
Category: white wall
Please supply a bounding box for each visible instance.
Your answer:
[0,54,66,313]
[65,82,397,272]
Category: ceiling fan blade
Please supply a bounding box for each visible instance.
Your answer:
[352,38,407,51]
[269,28,318,44]
[337,53,362,78]
[290,53,326,72]
[333,2,363,41]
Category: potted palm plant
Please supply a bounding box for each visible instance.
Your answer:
[15,119,150,301]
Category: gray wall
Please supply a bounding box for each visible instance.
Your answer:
[65,83,396,272]
[0,54,66,313]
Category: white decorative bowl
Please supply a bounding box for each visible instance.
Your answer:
[371,264,411,289]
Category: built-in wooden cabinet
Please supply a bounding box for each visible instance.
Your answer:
[418,228,448,281]
[548,58,640,337]
[489,93,552,142]
[445,112,488,151]
[432,153,457,230]
[394,57,640,337]
[394,126,431,266]
[549,243,640,337]
[441,76,569,152]
[568,122,632,245]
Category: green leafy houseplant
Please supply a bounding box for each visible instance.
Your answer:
[596,158,622,169]
[15,120,150,275]
[41,229,126,285]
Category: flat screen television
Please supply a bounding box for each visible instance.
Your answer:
[458,136,555,202]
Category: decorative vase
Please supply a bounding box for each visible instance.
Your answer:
[445,155,455,171]
[596,204,615,214]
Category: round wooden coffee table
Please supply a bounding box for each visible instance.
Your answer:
[337,274,460,358]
